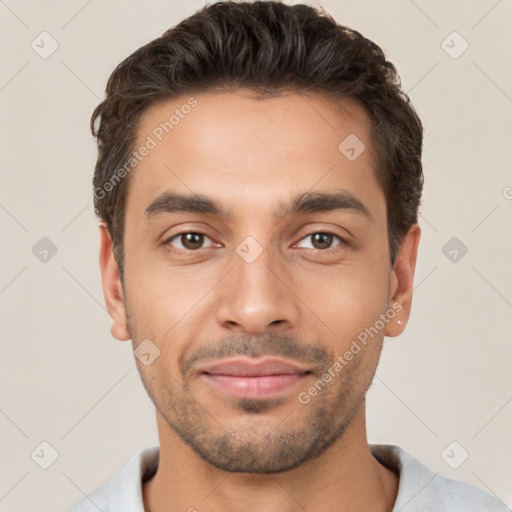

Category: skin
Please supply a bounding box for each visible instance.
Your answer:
[99,91,420,512]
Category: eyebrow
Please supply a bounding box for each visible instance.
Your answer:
[144,190,372,222]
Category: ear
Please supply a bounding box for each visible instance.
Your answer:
[385,223,421,338]
[99,225,130,341]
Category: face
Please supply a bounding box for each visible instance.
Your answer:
[100,91,419,473]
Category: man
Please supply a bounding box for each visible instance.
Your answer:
[65,1,509,511]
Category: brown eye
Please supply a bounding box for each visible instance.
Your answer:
[296,231,344,251]
[180,233,204,250]
[311,233,334,249]
[166,231,214,252]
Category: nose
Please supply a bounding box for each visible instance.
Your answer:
[216,245,299,335]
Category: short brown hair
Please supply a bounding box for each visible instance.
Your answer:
[91,0,423,280]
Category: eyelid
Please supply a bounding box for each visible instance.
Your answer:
[163,228,348,257]
[294,230,347,250]
[164,229,217,253]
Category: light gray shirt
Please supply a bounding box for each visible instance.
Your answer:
[64,443,510,511]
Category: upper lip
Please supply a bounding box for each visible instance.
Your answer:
[199,357,312,377]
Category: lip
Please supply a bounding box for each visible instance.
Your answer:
[198,356,312,377]
[198,357,312,400]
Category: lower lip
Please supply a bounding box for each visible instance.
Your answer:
[201,373,309,399]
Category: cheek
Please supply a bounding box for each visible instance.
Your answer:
[296,257,390,342]
[124,260,219,345]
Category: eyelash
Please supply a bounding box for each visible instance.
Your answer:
[163,230,346,255]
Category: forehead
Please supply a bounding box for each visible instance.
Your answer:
[126,91,385,222]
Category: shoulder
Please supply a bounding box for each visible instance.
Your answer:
[62,446,160,512]
[370,443,510,512]
[432,470,510,511]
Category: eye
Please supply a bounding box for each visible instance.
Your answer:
[296,231,345,251]
[165,231,216,252]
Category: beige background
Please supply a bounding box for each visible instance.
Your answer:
[0,0,511,510]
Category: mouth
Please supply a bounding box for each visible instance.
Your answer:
[198,357,313,400]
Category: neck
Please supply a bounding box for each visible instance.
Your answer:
[143,404,399,512]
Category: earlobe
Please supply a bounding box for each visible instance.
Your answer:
[98,225,131,341]
[385,223,421,338]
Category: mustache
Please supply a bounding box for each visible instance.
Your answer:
[179,333,334,378]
